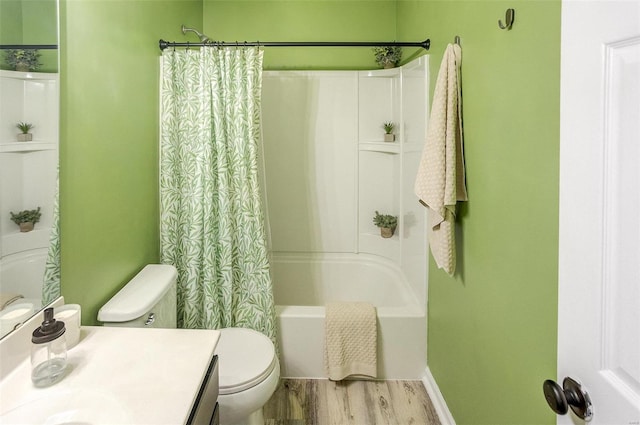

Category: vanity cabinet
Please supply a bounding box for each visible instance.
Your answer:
[0,322,221,424]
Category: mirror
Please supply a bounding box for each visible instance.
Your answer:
[0,0,60,338]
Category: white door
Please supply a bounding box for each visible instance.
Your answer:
[557,0,640,424]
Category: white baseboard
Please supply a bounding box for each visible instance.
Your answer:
[421,367,456,425]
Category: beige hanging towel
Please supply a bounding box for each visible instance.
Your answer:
[324,302,377,381]
[415,43,467,276]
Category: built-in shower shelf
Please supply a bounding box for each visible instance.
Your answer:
[359,142,400,154]
[359,68,401,78]
[0,141,56,153]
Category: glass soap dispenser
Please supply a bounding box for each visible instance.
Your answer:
[31,307,67,387]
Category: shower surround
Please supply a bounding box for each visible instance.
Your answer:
[261,57,429,379]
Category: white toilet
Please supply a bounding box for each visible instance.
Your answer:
[97,264,280,425]
[215,327,280,425]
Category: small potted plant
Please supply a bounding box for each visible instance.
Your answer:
[373,210,398,238]
[10,207,42,232]
[4,49,41,72]
[383,121,395,142]
[16,122,34,142]
[372,46,402,69]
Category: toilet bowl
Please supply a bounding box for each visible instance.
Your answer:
[215,327,280,425]
[98,265,279,425]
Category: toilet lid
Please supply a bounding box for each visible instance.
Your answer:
[215,328,277,395]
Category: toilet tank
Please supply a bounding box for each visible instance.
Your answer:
[97,265,177,329]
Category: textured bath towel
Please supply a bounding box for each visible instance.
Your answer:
[324,302,377,381]
[415,43,467,276]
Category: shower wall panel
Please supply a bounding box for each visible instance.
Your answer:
[262,58,428,313]
[262,72,358,253]
[357,71,401,263]
[358,150,400,263]
[401,57,429,306]
[0,72,58,256]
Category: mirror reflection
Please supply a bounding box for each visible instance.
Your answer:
[0,0,60,338]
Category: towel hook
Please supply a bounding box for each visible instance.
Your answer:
[454,36,461,45]
[498,8,515,30]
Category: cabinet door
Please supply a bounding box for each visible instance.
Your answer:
[187,355,219,425]
[209,403,219,425]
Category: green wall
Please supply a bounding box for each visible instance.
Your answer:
[398,1,560,423]
[59,0,202,325]
[204,0,396,69]
[0,1,23,45]
[22,0,58,72]
[59,0,395,325]
[0,0,58,72]
[58,1,560,422]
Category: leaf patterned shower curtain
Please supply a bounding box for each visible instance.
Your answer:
[42,171,60,306]
[159,47,276,343]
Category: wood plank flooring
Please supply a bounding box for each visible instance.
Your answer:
[263,379,441,425]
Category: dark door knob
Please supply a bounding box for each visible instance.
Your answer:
[543,377,593,421]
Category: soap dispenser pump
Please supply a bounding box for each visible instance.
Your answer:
[31,307,67,387]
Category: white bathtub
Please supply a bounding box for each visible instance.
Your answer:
[272,252,426,379]
[0,248,47,337]
[0,248,47,303]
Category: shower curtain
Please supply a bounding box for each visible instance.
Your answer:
[42,172,60,305]
[159,47,276,343]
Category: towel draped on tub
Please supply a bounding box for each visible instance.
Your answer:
[324,302,377,381]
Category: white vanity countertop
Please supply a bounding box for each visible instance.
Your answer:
[0,326,220,424]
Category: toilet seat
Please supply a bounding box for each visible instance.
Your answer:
[216,328,277,395]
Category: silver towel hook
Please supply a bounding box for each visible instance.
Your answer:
[498,8,515,30]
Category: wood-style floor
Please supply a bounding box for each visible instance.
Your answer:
[263,379,441,425]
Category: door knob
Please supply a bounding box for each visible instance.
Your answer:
[543,377,593,421]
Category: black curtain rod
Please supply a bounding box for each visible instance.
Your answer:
[159,39,430,51]
[0,44,58,50]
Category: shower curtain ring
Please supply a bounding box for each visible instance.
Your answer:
[186,41,190,50]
